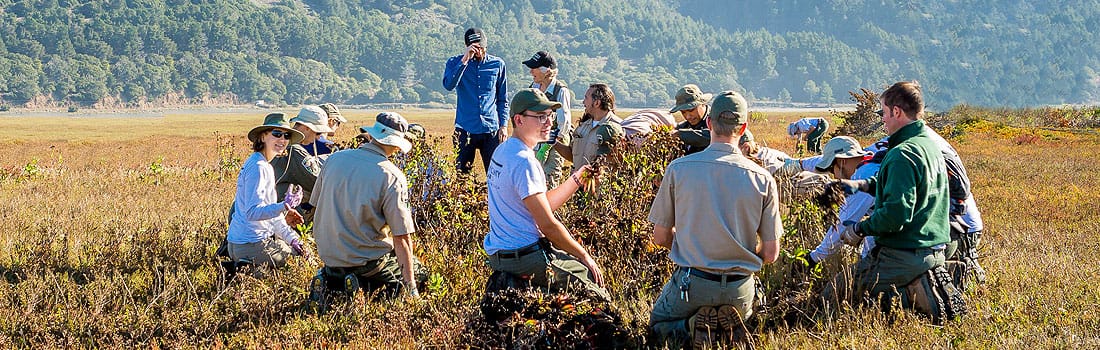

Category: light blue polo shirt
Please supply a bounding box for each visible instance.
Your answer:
[484,137,547,255]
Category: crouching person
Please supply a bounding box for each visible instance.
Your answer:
[483,88,610,301]
[311,112,425,300]
[227,113,312,274]
[648,91,782,349]
[826,82,964,323]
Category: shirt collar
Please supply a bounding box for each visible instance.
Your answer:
[887,119,926,148]
[703,142,741,155]
[359,142,388,157]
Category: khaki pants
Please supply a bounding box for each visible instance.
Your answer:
[487,244,610,301]
[542,148,566,187]
[323,252,428,300]
[649,268,755,347]
[228,237,294,269]
[823,245,945,311]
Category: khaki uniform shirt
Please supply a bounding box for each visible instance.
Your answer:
[310,143,415,267]
[648,143,783,275]
[571,113,624,170]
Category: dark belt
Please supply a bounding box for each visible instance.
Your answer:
[680,267,748,283]
[494,243,543,259]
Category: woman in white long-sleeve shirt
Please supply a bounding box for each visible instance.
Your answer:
[228,113,310,269]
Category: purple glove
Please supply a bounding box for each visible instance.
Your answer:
[290,239,308,257]
[284,184,303,209]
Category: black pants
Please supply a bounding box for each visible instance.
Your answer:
[454,128,501,174]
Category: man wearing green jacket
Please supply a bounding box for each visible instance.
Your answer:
[827,81,951,306]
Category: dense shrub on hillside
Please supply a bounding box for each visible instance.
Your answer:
[831,88,884,138]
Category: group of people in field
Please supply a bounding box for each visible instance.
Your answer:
[225,28,987,349]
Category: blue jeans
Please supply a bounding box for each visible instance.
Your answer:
[453,128,501,174]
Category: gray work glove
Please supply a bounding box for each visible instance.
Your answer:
[780,157,803,174]
[840,220,864,247]
[834,179,871,195]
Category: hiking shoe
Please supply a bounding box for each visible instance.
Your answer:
[715,305,753,347]
[691,306,723,350]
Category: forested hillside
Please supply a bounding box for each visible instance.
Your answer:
[0,0,1096,108]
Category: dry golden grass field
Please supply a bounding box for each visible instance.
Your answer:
[0,107,1098,348]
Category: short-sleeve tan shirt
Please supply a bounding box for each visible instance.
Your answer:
[571,113,624,170]
[310,143,415,267]
[648,143,783,275]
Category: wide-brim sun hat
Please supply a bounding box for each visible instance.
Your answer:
[249,112,305,144]
[669,84,713,113]
[290,105,335,134]
[359,112,413,153]
[815,136,871,171]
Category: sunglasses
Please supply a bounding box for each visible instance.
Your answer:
[270,130,293,140]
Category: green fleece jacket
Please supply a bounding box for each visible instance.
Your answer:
[859,120,951,249]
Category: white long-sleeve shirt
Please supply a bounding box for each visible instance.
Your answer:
[809,162,879,262]
[227,152,301,244]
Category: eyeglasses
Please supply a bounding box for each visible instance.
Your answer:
[270,130,293,139]
[522,112,553,123]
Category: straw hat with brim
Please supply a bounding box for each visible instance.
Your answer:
[510,88,561,114]
[249,112,305,144]
[291,106,335,134]
[815,136,871,171]
[359,112,413,153]
[669,84,713,113]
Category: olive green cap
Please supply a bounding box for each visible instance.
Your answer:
[510,88,561,114]
[710,90,749,125]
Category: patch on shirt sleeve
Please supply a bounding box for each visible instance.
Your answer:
[301,155,322,176]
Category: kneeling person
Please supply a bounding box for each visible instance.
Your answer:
[484,88,610,301]
[806,136,877,266]
[648,91,782,347]
[826,82,953,314]
[311,112,423,299]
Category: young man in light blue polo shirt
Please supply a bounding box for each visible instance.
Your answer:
[483,88,609,301]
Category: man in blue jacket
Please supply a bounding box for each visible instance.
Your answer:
[443,27,509,174]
